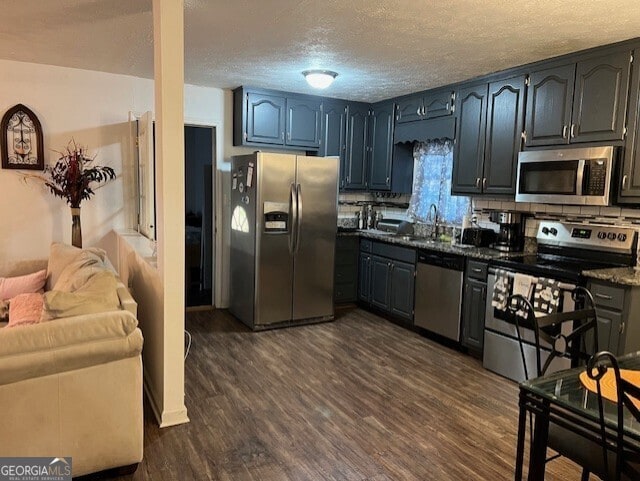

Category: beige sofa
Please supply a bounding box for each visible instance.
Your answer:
[0,258,144,477]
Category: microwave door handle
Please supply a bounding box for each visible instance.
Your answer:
[576,159,585,196]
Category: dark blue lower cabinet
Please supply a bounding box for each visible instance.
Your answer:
[370,255,391,311]
[390,260,415,321]
[461,278,487,351]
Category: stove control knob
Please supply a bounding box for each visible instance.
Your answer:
[618,233,627,242]
[607,232,617,241]
[549,227,558,236]
[597,232,607,240]
[542,227,550,235]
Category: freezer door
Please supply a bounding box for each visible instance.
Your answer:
[292,156,339,320]
[255,153,296,326]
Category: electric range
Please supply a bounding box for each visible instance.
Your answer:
[483,220,637,382]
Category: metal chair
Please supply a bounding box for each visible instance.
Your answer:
[586,351,640,481]
[509,286,600,481]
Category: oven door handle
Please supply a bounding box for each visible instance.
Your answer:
[576,158,585,196]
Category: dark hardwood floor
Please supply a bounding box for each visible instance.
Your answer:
[102,307,585,481]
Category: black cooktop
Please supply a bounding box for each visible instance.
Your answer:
[491,253,626,283]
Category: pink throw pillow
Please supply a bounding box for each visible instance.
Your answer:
[7,293,44,328]
[0,269,47,301]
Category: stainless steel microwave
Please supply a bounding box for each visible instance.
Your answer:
[515,146,615,206]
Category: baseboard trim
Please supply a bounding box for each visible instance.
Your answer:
[143,368,190,428]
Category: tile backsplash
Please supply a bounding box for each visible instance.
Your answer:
[472,197,640,239]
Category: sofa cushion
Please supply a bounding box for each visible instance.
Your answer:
[0,310,143,386]
[53,251,106,293]
[42,270,120,321]
[46,243,107,291]
[7,293,44,328]
[0,269,47,301]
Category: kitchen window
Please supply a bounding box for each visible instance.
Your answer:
[407,140,470,224]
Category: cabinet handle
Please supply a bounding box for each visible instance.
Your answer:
[620,322,625,334]
[472,268,483,273]
[421,106,426,116]
[387,262,392,268]
[594,293,613,301]
[562,125,568,139]
[475,178,481,188]
[570,124,576,138]
[622,174,629,190]
[416,107,421,116]
[281,132,285,141]
[386,176,390,184]
[482,178,487,189]
[287,132,291,141]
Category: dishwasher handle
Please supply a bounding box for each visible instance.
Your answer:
[417,250,465,271]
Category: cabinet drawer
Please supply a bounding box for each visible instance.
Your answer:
[589,282,625,311]
[372,241,416,264]
[360,239,373,253]
[467,260,488,281]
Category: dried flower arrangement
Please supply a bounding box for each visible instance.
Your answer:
[24,140,115,247]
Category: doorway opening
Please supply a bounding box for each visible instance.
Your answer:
[185,125,216,308]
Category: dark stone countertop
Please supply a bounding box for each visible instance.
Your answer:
[338,229,526,261]
[581,267,640,287]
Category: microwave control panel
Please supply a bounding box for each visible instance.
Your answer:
[583,159,608,196]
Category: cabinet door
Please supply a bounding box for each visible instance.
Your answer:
[368,103,395,191]
[345,103,370,190]
[620,54,640,200]
[461,278,487,351]
[571,51,631,143]
[593,307,623,356]
[358,253,371,302]
[483,76,526,195]
[390,260,415,321]
[452,84,487,195]
[246,92,286,145]
[396,95,423,123]
[370,255,391,311]
[285,97,322,148]
[524,64,575,147]
[321,100,348,189]
[424,90,454,119]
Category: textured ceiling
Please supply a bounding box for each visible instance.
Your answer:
[2,0,640,102]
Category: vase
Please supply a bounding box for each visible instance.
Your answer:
[71,207,82,248]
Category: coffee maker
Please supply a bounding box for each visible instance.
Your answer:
[489,212,524,252]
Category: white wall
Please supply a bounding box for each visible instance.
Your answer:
[0,59,225,262]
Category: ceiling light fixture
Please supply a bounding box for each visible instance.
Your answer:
[303,70,338,89]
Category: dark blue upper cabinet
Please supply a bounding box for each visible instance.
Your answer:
[246,92,286,145]
[319,100,348,188]
[483,75,526,195]
[424,90,454,119]
[452,84,488,195]
[396,95,423,124]
[396,91,454,123]
[571,51,631,143]
[368,102,395,191]
[286,97,322,148]
[524,64,576,147]
[233,87,322,150]
[344,103,370,190]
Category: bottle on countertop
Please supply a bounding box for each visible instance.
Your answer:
[368,206,377,229]
[355,211,362,230]
[361,205,368,230]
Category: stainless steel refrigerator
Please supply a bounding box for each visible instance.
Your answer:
[229,152,339,330]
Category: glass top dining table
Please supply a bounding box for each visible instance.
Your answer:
[515,350,640,481]
[521,350,640,441]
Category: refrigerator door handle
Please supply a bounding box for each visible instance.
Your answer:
[289,182,297,254]
[295,183,302,254]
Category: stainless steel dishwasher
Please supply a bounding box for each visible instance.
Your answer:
[414,249,465,341]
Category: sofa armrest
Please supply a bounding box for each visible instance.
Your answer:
[0,310,143,386]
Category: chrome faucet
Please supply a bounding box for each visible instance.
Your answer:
[429,203,438,239]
